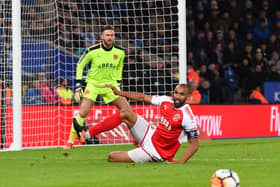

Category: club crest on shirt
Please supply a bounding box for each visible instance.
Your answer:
[85,90,90,94]
[113,54,118,59]
[173,114,180,122]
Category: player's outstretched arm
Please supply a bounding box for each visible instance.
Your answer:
[166,138,199,164]
[105,84,152,103]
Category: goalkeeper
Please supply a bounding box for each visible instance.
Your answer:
[63,25,135,149]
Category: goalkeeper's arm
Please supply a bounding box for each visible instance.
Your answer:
[105,84,152,103]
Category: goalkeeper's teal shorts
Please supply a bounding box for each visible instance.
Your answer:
[83,82,120,104]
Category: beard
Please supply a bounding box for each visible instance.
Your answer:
[173,99,185,108]
[103,39,113,47]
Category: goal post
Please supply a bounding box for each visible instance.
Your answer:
[1,0,186,151]
[178,0,187,84]
[10,0,22,151]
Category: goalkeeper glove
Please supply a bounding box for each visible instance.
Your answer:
[74,80,86,102]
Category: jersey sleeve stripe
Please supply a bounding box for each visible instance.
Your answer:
[184,104,195,120]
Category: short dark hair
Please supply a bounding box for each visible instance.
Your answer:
[101,25,114,33]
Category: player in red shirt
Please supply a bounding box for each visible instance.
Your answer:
[74,84,199,164]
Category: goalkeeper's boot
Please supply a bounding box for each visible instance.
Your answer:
[63,142,73,150]
[72,118,88,143]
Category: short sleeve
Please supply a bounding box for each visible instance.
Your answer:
[181,105,198,131]
[151,96,172,106]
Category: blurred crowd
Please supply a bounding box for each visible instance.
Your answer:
[2,0,280,105]
[186,0,280,104]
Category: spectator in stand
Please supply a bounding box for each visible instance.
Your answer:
[208,63,226,104]
[195,10,206,31]
[242,0,256,18]
[81,25,96,46]
[223,41,240,66]
[194,48,209,68]
[240,12,255,37]
[259,41,269,62]
[226,29,240,49]
[274,18,280,37]
[23,77,44,105]
[209,42,224,67]
[266,64,280,81]
[257,9,272,28]
[226,0,242,22]
[243,32,255,48]
[216,30,226,49]
[187,64,200,85]
[198,79,210,104]
[122,56,144,93]
[241,42,254,62]
[247,64,267,91]
[191,30,206,54]
[187,51,195,68]
[236,57,252,100]
[215,11,229,33]
[252,18,271,44]
[37,72,59,104]
[267,33,280,53]
[0,82,13,106]
[252,48,268,70]
[186,82,201,104]
[249,85,269,104]
[223,64,239,104]
[207,5,220,32]
[198,65,209,81]
[268,51,280,66]
[187,18,197,43]
[204,31,216,54]
[57,78,73,105]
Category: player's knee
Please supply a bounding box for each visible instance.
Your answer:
[79,110,89,118]
[119,108,134,120]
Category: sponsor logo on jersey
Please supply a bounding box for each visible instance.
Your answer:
[98,63,117,69]
[159,115,171,130]
[173,114,180,122]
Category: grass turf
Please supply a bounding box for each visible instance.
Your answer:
[0,137,279,187]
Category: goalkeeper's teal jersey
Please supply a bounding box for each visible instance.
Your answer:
[76,43,125,85]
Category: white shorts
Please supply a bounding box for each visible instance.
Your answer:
[127,115,164,163]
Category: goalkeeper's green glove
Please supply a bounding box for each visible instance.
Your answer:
[74,80,86,102]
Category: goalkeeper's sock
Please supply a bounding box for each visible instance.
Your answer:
[67,130,77,144]
[71,114,85,133]
[76,114,85,126]
[89,111,122,137]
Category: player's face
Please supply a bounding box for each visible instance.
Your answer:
[172,85,188,108]
[101,29,115,48]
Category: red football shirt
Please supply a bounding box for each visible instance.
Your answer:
[151,96,198,161]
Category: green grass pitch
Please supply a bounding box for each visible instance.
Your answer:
[0,137,279,187]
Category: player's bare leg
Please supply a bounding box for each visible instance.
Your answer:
[79,97,138,143]
[111,96,137,128]
[108,151,133,162]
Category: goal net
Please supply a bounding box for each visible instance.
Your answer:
[0,0,183,150]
